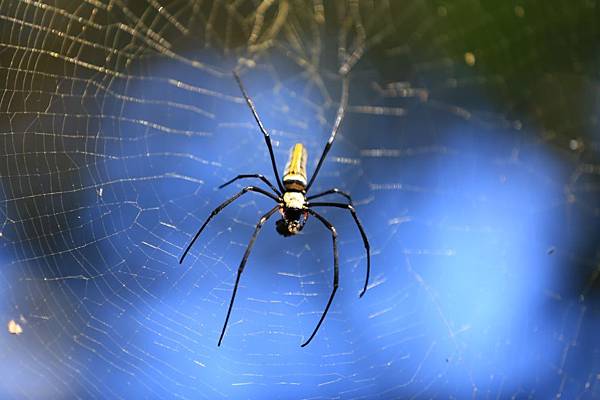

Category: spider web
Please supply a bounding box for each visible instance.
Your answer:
[0,0,599,398]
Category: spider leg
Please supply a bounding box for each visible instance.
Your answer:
[179,186,280,264]
[219,174,281,196]
[218,205,280,346]
[308,202,370,298]
[301,209,338,347]
[233,71,285,193]
[307,188,353,204]
[306,76,349,192]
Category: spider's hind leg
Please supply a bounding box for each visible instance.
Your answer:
[233,71,285,193]
[219,174,281,196]
[307,188,353,204]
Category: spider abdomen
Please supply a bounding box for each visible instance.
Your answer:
[283,143,308,191]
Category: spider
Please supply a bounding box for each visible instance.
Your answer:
[180,71,370,347]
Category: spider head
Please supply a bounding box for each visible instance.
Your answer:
[276,207,307,237]
[276,192,308,236]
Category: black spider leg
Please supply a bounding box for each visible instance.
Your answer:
[219,174,281,196]
[179,187,281,264]
[307,188,352,204]
[233,71,285,193]
[305,76,349,193]
[218,205,280,346]
[308,202,370,297]
[301,209,338,347]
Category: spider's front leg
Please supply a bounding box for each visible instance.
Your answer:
[218,205,280,346]
[179,186,281,264]
[308,202,370,297]
[301,209,339,347]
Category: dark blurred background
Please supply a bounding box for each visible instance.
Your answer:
[0,1,599,398]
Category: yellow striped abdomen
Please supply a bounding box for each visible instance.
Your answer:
[283,143,308,191]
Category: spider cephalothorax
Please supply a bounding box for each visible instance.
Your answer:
[276,192,309,236]
[180,71,370,347]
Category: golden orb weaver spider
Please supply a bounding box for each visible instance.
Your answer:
[180,71,370,347]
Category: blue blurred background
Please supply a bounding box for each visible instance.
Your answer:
[0,1,599,399]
